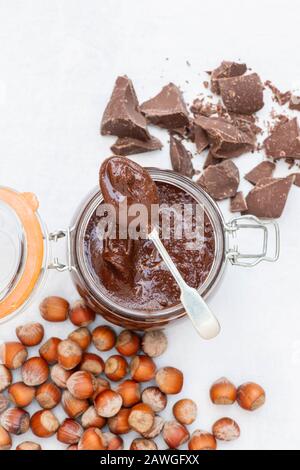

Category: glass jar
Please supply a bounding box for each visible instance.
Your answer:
[0,170,280,330]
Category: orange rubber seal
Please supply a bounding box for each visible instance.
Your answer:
[0,188,44,319]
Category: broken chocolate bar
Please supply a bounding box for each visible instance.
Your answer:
[170,135,194,177]
[101,76,150,141]
[246,175,294,218]
[210,61,247,94]
[244,161,276,185]
[230,191,248,213]
[111,135,162,156]
[219,73,264,114]
[197,160,240,200]
[140,83,189,129]
[263,117,300,159]
[195,115,255,158]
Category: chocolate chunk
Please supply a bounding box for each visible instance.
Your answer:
[101,76,150,141]
[140,83,189,129]
[289,94,300,111]
[195,115,256,158]
[218,73,264,114]
[210,61,247,94]
[263,117,300,159]
[230,191,248,213]
[111,135,162,156]
[170,135,194,177]
[193,122,209,153]
[197,160,240,200]
[292,173,300,187]
[265,81,291,105]
[203,151,222,169]
[246,175,294,218]
[244,161,276,185]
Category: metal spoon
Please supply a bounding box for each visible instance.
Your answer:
[148,228,220,340]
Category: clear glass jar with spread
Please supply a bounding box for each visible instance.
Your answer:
[0,170,280,330]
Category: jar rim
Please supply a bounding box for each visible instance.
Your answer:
[73,169,227,323]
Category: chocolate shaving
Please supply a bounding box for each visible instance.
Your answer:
[195,115,256,158]
[170,135,194,177]
[265,81,291,106]
[244,161,276,185]
[246,175,294,218]
[219,73,264,115]
[210,61,247,94]
[140,83,189,129]
[111,135,162,156]
[263,117,300,159]
[230,191,248,213]
[101,76,150,141]
[197,160,240,200]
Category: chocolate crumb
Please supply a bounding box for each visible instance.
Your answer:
[111,135,162,156]
[265,81,291,106]
[289,94,300,111]
[219,73,264,115]
[230,191,248,213]
[210,61,247,94]
[197,160,240,200]
[170,135,194,178]
[244,161,276,185]
[263,117,300,159]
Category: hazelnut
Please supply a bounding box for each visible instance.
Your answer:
[39,337,61,365]
[30,410,60,438]
[128,403,154,434]
[156,367,183,395]
[50,364,72,388]
[92,325,116,352]
[130,355,156,382]
[36,382,62,409]
[67,371,97,400]
[116,330,140,356]
[16,441,42,450]
[80,352,105,376]
[92,377,111,399]
[0,364,12,392]
[117,380,141,408]
[141,386,167,413]
[81,406,106,429]
[57,418,83,444]
[210,377,237,405]
[142,330,168,357]
[103,432,124,450]
[130,438,158,450]
[0,341,28,369]
[94,389,123,418]
[0,425,12,450]
[108,408,131,435]
[237,382,266,411]
[16,322,44,347]
[40,296,69,322]
[8,382,36,407]
[21,357,49,386]
[62,390,89,419]
[173,399,197,425]
[78,427,107,450]
[57,339,82,370]
[0,393,9,414]
[212,417,240,441]
[69,300,95,327]
[188,430,217,450]
[142,416,164,439]
[68,327,91,351]
[163,421,190,449]
[105,355,128,382]
[0,408,30,435]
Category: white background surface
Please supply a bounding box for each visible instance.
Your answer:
[0,0,300,451]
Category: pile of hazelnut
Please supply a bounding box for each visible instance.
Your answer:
[0,296,266,451]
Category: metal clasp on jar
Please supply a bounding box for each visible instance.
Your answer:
[225,215,280,267]
[48,229,73,272]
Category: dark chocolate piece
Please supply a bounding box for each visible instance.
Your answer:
[289,95,300,111]
[101,76,150,141]
[193,122,209,153]
[230,191,248,213]
[246,175,294,218]
[197,160,240,200]
[219,73,264,115]
[210,61,247,94]
[244,161,276,185]
[140,83,189,129]
[195,115,256,158]
[203,151,222,169]
[263,117,300,159]
[170,135,194,177]
[265,81,291,106]
[111,135,162,156]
